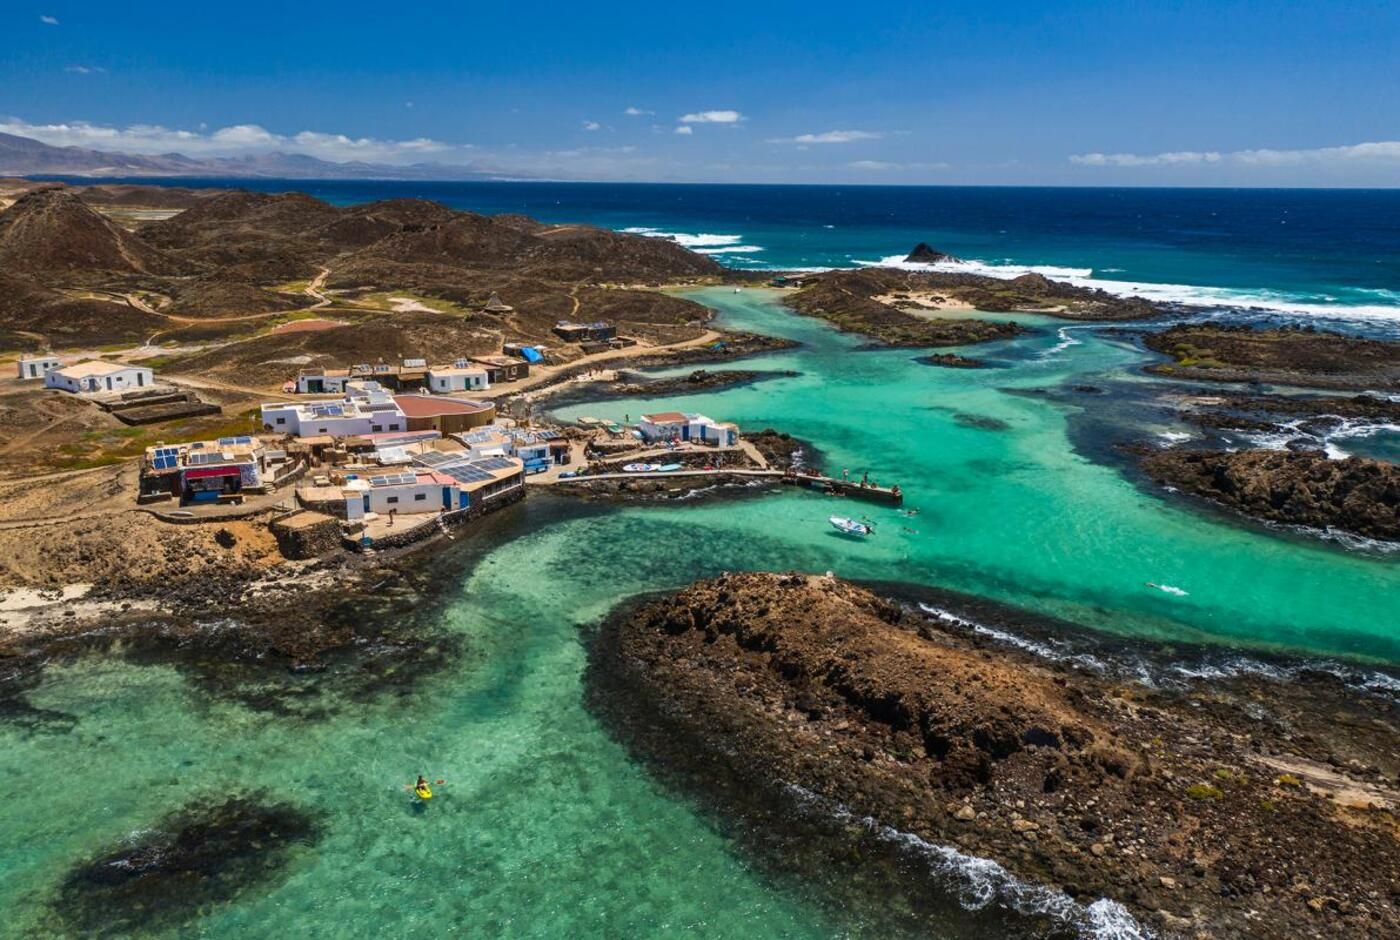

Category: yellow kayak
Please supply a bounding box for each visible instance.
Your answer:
[414,785,433,800]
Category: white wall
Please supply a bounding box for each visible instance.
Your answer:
[17,357,61,380]
[428,370,489,392]
[296,373,348,394]
[260,403,384,437]
[45,366,153,394]
[367,480,453,514]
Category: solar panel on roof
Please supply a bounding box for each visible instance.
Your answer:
[474,456,518,472]
[413,451,456,468]
[186,451,232,466]
[152,455,177,470]
[444,466,492,484]
[370,472,418,486]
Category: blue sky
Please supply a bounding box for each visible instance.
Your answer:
[6,0,1400,185]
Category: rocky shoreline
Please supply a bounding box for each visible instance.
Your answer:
[588,572,1400,939]
[1137,447,1400,543]
[780,261,1160,347]
[1144,323,1400,391]
[538,367,798,412]
[0,495,551,717]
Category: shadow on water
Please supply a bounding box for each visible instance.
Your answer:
[46,793,322,938]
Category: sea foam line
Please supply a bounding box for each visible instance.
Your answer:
[859,255,1400,324]
[917,603,1400,702]
[621,227,746,249]
[781,783,1151,939]
[918,603,1108,672]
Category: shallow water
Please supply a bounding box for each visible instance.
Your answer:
[1,288,1395,938]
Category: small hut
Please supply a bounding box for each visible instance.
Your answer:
[482,292,514,314]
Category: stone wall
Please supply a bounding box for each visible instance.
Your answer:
[270,511,342,559]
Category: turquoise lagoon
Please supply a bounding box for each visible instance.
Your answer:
[1,288,1395,938]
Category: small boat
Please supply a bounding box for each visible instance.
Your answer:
[657,463,683,472]
[622,463,661,473]
[829,515,873,537]
[414,784,433,800]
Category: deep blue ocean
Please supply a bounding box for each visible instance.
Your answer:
[56,178,1400,326]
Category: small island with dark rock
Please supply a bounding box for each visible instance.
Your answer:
[780,262,1159,349]
[1139,448,1400,543]
[589,572,1400,939]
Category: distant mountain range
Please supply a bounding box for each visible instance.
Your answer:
[0,131,502,180]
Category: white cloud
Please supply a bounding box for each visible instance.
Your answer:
[678,110,743,124]
[772,130,882,145]
[64,65,107,75]
[674,125,693,135]
[1071,141,1400,169]
[0,118,462,165]
[40,14,58,24]
[847,159,950,172]
[624,107,652,116]
[1070,150,1221,167]
[582,120,601,131]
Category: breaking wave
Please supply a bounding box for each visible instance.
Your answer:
[918,603,1108,672]
[694,245,765,255]
[1040,326,1087,359]
[1234,416,1400,460]
[782,784,1152,939]
[621,227,748,249]
[858,254,1400,324]
[916,603,1400,703]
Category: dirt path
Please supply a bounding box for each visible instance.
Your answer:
[165,374,277,400]
[306,267,331,307]
[492,329,723,399]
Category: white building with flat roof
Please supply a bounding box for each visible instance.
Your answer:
[427,360,490,393]
[45,361,154,395]
[17,356,63,381]
[261,384,408,439]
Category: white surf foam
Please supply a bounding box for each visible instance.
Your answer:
[1041,326,1087,359]
[859,255,1400,324]
[918,603,1108,672]
[621,227,747,249]
[916,607,1400,703]
[782,784,1151,939]
[694,245,765,255]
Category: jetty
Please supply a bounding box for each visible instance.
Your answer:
[544,467,903,505]
[781,471,904,505]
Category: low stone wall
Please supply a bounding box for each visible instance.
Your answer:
[112,401,222,426]
[270,510,342,559]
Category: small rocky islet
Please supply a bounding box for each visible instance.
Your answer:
[588,571,1400,939]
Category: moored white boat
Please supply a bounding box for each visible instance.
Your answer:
[829,515,873,536]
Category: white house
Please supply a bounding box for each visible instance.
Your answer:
[427,361,490,393]
[638,412,740,446]
[261,385,408,439]
[16,356,62,381]
[45,361,154,395]
[295,368,351,395]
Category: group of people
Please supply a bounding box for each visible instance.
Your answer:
[840,467,898,495]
